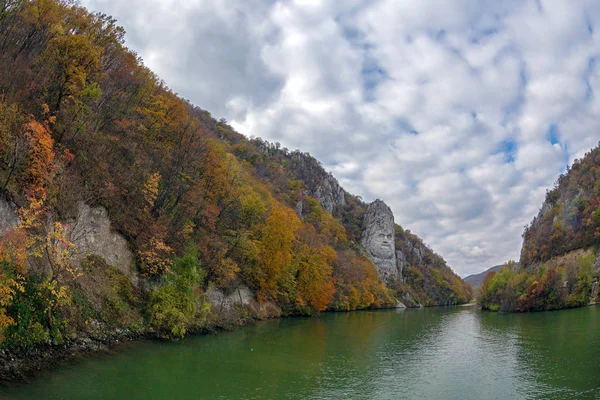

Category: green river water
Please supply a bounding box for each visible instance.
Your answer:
[2,305,600,399]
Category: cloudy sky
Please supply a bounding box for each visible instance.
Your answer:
[82,0,600,277]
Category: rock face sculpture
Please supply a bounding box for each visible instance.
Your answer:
[361,199,399,282]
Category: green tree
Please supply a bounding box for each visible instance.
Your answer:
[149,245,208,338]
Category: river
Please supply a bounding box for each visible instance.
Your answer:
[2,305,599,399]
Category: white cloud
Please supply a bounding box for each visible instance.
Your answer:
[82,0,600,276]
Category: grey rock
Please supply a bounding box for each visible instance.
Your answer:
[0,198,138,286]
[401,292,421,308]
[361,199,399,282]
[540,201,553,218]
[0,196,19,235]
[396,251,406,279]
[591,280,598,303]
[295,200,303,218]
[396,301,407,308]
[313,174,345,214]
[68,202,138,286]
[403,238,424,265]
[207,284,281,322]
[206,285,254,310]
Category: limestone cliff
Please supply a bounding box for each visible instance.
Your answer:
[255,143,347,215]
[313,174,346,214]
[68,203,138,286]
[0,197,138,286]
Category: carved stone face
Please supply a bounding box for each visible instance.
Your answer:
[367,231,395,260]
[361,200,398,282]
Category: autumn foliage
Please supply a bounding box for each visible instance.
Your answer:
[478,253,597,312]
[521,144,600,266]
[480,143,600,313]
[0,0,469,347]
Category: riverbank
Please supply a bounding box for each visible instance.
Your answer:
[0,329,154,385]
[0,319,251,386]
[1,298,470,387]
[478,300,599,314]
[3,305,599,399]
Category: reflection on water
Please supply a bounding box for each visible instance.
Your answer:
[3,306,600,400]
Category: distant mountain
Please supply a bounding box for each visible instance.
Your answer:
[464,265,503,292]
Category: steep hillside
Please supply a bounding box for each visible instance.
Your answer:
[520,145,600,266]
[0,0,469,356]
[479,144,600,312]
[393,225,472,306]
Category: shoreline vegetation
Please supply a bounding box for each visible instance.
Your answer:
[478,250,599,313]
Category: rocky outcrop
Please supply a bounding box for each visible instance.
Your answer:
[206,285,254,311]
[398,237,424,269]
[396,251,406,278]
[0,196,19,234]
[591,280,599,304]
[361,199,399,282]
[206,284,281,325]
[313,174,346,214]
[400,292,421,308]
[68,203,138,286]
[0,198,138,286]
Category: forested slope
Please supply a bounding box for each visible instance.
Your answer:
[479,145,600,312]
[0,0,469,353]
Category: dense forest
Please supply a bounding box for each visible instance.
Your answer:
[0,0,469,352]
[479,144,600,312]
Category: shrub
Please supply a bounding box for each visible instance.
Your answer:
[148,246,209,338]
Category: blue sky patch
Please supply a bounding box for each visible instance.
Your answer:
[586,57,595,101]
[499,139,517,163]
[395,119,418,135]
[361,56,387,101]
[547,124,560,145]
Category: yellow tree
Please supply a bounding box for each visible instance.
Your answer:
[254,203,301,302]
[42,33,101,113]
[294,235,336,313]
[0,227,27,343]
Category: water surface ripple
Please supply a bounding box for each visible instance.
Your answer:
[2,306,600,399]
